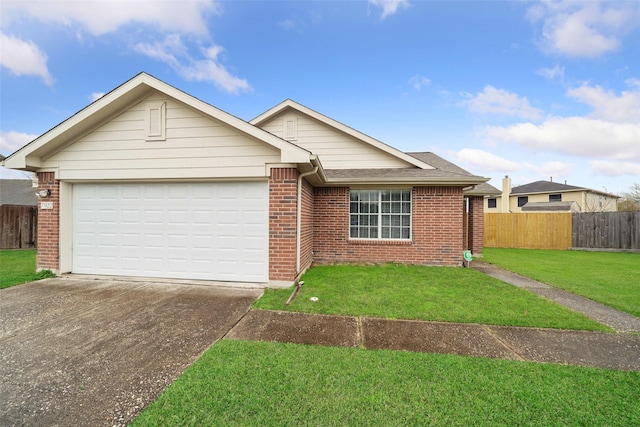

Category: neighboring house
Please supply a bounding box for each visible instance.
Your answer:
[0,167,38,249]
[485,176,619,213]
[4,73,488,286]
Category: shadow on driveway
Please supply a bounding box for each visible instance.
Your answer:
[0,278,261,427]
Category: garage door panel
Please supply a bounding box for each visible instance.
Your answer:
[73,182,268,282]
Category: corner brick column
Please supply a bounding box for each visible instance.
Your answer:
[269,168,299,281]
[36,172,60,272]
[467,196,485,256]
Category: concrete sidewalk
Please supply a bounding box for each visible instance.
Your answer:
[471,261,640,333]
[227,261,640,372]
[227,310,640,371]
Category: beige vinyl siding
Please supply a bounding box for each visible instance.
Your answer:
[42,92,281,180]
[259,111,410,169]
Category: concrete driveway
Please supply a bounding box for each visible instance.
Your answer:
[0,277,261,427]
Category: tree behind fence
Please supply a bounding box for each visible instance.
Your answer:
[573,212,640,250]
[0,205,37,249]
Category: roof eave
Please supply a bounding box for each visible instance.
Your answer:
[322,176,489,187]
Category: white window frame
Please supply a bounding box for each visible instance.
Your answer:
[349,189,412,240]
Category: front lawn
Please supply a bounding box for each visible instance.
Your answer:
[132,340,640,426]
[0,249,55,289]
[482,249,640,317]
[255,264,608,331]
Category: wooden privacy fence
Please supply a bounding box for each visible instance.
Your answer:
[573,212,640,250]
[484,213,572,250]
[0,205,37,249]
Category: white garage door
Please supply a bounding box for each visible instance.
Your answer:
[73,182,269,282]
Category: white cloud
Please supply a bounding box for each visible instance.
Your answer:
[524,160,574,179]
[0,32,54,86]
[537,64,564,81]
[369,0,410,19]
[408,75,431,91]
[466,85,543,120]
[449,148,521,174]
[90,92,106,102]
[528,1,639,58]
[567,82,640,123]
[483,116,640,162]
[591,160,640,177]
[3,0,220,36]
[134,35,250,94]
[0,131,38,155]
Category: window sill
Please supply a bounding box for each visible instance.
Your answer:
[348,239,413,246]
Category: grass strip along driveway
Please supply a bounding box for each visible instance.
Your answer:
[132,340,640,426]
[256,264,608,331]
[482,249,640,318]
[0,250,55,290]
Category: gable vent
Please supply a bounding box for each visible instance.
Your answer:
[284,117,297,140]
[145,101,166,141]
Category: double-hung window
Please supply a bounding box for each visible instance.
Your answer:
[349,189,411,240]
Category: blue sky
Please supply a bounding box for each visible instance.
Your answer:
[1,0,639,194]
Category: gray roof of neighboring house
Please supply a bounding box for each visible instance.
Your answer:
[323,152,488,185]
[521,201,579,212]
[0,179,37,206]
[512,180,585,195]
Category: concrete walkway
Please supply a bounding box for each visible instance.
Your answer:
[227,310,640,371]
[471,261,640,333]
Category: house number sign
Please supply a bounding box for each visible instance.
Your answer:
[40,202,54,210]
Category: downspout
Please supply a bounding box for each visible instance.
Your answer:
[296,166,319,274]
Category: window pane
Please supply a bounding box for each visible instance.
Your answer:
[381,228,390,238]
[370,216,378,226]
[370,228,378,238]
[391,191,401,201]
[350,215,359,226]
[382,216,389,226]
[359,228,369,238]
[402,202,411,213]
[391,216,400,226]
[382,202,390,213]
[402,228,410,239]
[350,202,359,213]
[350,227,358,238]
[402,191,411,201]
[360,202,369,213]
[391,203,401,213]
[381,190,391,201]
[359,215,369,226]
[391,228,400,239]
[402,216,410,227]
[350,192,358,202]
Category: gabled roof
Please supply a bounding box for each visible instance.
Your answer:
[466,182,501,196]
[512,180,618,198]
[251,99,435,170]
[5,73,312,171]
[512,180,584,195]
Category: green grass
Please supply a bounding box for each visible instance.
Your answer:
[0,249,56,289]
[255,264,608,331]
[132,340,640,427]
[482,249,640,317]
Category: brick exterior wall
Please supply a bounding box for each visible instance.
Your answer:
[269,168,299,281]
[313,186,465,266]
[36,172,60,272]
[467,196,484,256]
